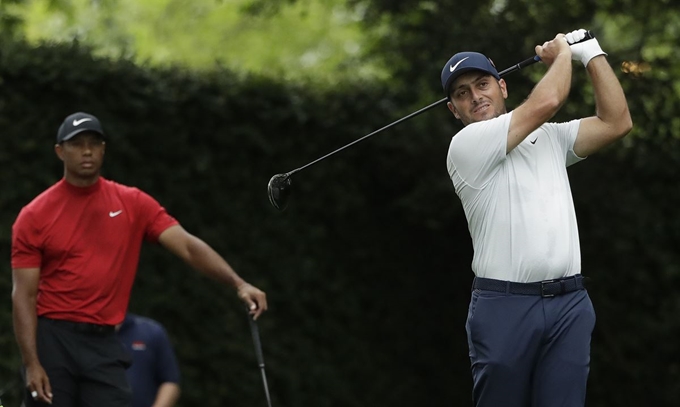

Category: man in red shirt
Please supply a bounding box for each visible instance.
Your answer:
[11,112,268,407]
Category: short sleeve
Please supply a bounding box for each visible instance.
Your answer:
[11,208,43,269]
[135,190,179,242]
[543,119,585,167]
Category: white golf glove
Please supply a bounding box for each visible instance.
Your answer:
[566,28,606,67]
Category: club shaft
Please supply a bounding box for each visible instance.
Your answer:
[260,369,273,407]
[248,315,273,407]
[287,97,446,177]
[498,55,541,76]
[284,58,533,178]
[283,30,593,178]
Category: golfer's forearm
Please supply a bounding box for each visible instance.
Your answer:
[12,295,40,366]
[587,57,631,131]
[185,236,246,288]
[152,383,181,407]
[533,52,572,109]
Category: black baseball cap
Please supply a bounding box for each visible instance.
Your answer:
[57,112,105,143]
[441,52,500,97]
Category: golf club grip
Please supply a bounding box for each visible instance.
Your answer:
[499,30,595,77]
[248,315,266,367]
[244,311,274,407]
[576,30,595,43]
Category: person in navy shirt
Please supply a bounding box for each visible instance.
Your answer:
[117,314,181,407]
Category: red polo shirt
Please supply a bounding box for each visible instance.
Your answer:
[11,177,178,325]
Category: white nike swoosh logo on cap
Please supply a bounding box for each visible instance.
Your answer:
[109,210,123,217]
[73,118,93,126]
[450,57,470,72]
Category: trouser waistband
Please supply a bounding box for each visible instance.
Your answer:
[472,274,585,297]
[40,317,116,335]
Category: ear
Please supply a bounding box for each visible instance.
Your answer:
[102,141,106,155]
[447,100,461,120]
[499,78,508,100]
[55,144,65,161]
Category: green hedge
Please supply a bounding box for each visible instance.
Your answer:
[1,39,678,407]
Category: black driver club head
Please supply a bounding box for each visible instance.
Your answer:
[267,173,292,211]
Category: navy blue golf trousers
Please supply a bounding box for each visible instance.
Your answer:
[465,278,596,407]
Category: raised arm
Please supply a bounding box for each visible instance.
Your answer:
[158,225,268,319]
[12,268,53,404]
[558,29,633,156]
[506,33,573,152]
[571,56,632,156]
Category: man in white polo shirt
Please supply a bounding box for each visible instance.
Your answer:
[441,30,632,406]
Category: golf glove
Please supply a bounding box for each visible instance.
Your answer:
[567,28,606,67]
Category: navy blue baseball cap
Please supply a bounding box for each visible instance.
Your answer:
[441,52,500,97]
[57,112,105,143]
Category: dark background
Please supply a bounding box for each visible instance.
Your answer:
[1,1,679,406]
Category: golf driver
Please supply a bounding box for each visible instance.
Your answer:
[268,31,594,210]
[246,312,273,407]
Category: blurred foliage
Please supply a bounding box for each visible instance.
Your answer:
[0,0,25,39]
[349,0,680,100]
[8,0,387,84]
[1,1,679,407]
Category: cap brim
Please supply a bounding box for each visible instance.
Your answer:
[445,67,499,97]
[60,128,105,142]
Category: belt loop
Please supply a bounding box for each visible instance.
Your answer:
[505,281,510,293]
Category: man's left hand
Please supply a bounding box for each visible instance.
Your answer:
[237,283,268,320]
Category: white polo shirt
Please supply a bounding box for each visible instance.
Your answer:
[447,111,584,282]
